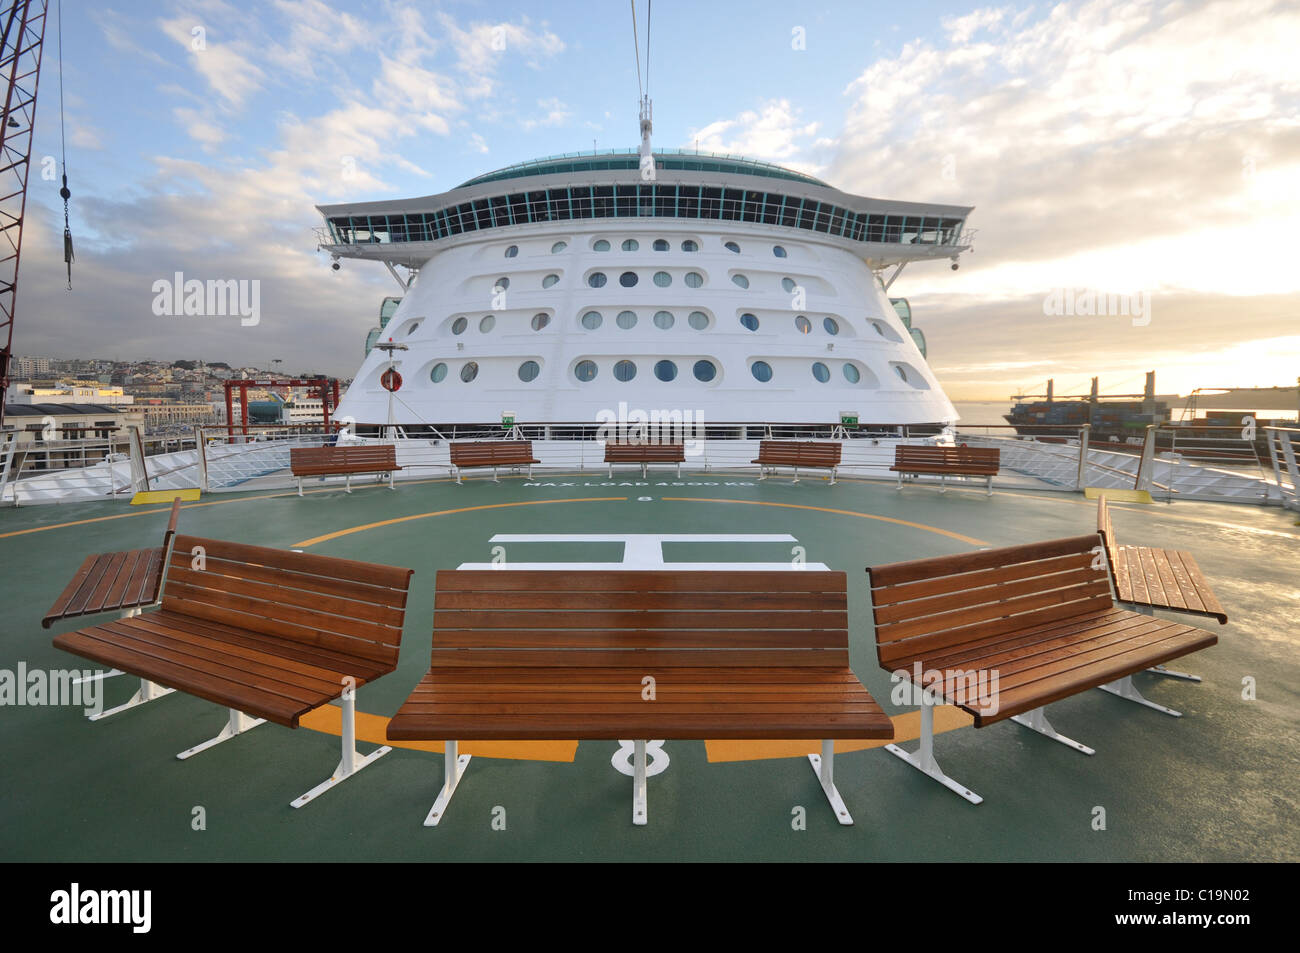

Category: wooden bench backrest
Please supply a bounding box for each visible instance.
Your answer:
[1096,496,1121,589]
[756,440,842,465]
[449,440,535,464]
[866,534,1111,669]
[429,569,849,667]
[163,535,414,667]
[605,442,686,462]
[290,445,398,470]
[893,445,1001,468]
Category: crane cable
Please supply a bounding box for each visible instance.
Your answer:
[630,0,643,101]
[58,0,72,290]
[645,0,650,97]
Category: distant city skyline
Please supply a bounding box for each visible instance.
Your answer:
[13,0,1298,401]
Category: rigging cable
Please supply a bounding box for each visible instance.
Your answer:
[630,0,643,101]
[645,0,650,96]
[57,0,72,290]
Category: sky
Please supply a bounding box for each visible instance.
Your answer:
[12,0,1300,402]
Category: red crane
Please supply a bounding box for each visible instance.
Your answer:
[0,0,49,429]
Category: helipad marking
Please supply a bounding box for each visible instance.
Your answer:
[458,533,830,570]
[662,497,989,546]
[292,497,629,547]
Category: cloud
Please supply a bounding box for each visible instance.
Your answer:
[687,100,828,177]
[158,14,267,107]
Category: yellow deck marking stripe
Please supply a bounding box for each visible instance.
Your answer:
[292,497,629,547]
[295,703,971,765]
[662,497,989,546]
[131,488,201,505]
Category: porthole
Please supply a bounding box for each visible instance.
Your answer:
[725,241,740,254]
[654,360,677,382]
[684,272,703,288]
[593,239,610,251]
[894,365,908,382]
[653,239,669,251]
[405,320,421,336]
[479,315,495,333]
[531,313,550,331]
[823,317,840,335]
[575,360,598,382]
[451,317,468,335]
[812,362,830,383]
[843,363,861,384]
[795,315,811,334]
[460,362,479,383]
[732,274,749,289]
[781,277,796,293]
[693,359,717,382]
[616,310,638,330]
[518,360,540,382]
[688,311,709,330]
[430,363,448,383]
[504,245,518,258]
[751,361,773,383]
[581,311,603,330]
[653,310,674,329]
[614,360,637,382]
[740,313,759,332]
[872,322,885,336]
[551,241,567,253]
[542,274,559,288]
[681,240,698,252]
[619,271,638,288]
[588,272,607,288]
[495,277,510,291]
[622,238,639,251]
[653,271,672,287]
[773,245,787,258]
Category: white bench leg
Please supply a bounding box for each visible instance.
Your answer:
[807,740,853,825]
[73,669,123,686]
[632,739,648,826]
[1011,706,1096,753]
[292,690,391,807]
[177,707,266,758]
[987,474,993,496]
[88,677,176,721]
[424,739,472,827]
[1098,675,1182,717]
[791,466,799,484]
[1146,663,1202,682]
[884,700,982,804]
[455,466,462,485]
[829,467,837,486]
[297,476,303,497]
[344,473,352,493]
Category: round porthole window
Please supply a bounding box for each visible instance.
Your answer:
[751,361,773,382]
[654,360,677,382]
[581,311,603,330]
[460,362,479,383]
[616,310,638,330]
[575,360,597,382]
[518,360,540,382]
[614,360,637,382]
[812,362,830,383]
[693,360,717,382]
[588,272,607,288]
[430,363,448,383]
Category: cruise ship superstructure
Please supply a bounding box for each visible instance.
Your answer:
[316,144,974,431]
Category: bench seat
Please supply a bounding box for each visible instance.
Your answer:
[449,440,540,483]
[751,440,841,484]
[867,533,1217,803]
[891,445,1001,494]
[290,445,401,495]
[603,442,685,478]
[388,568,891,826]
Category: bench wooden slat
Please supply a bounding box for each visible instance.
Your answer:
[290,445,401,478]
[170,535,413,594]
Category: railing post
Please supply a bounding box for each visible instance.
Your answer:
[1133,425,1157,493]
[1075,424,1091,490]
[196,426,209,492]
[128,426,150,493]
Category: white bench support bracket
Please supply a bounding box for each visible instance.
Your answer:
[807,739,853,825]
[1098,675,1182,717]
[424,739,472,827]
[884,699,983,804]
[89,677,176,721]
[177,707,266,759]
[292,691,391,807]
[1011,706,1096,754]
[632,739,648,826]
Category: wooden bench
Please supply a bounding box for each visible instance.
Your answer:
[866,534,1217,803]
[751,440,842,484]
[52,535,415,807]
[387,569,893,826]
[1097,496,1227,682]
[43,499,181,631]
[289,444,402,496]
[449,440,540,484]
[604,441,685,478]
[890,445,1000,495]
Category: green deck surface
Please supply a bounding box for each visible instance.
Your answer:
[2,472,1296,862]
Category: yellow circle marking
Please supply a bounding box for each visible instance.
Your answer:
[292,497,629,547]
[661,497,989,546]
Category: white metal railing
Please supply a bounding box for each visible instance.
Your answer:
[1266,427,1300,511]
